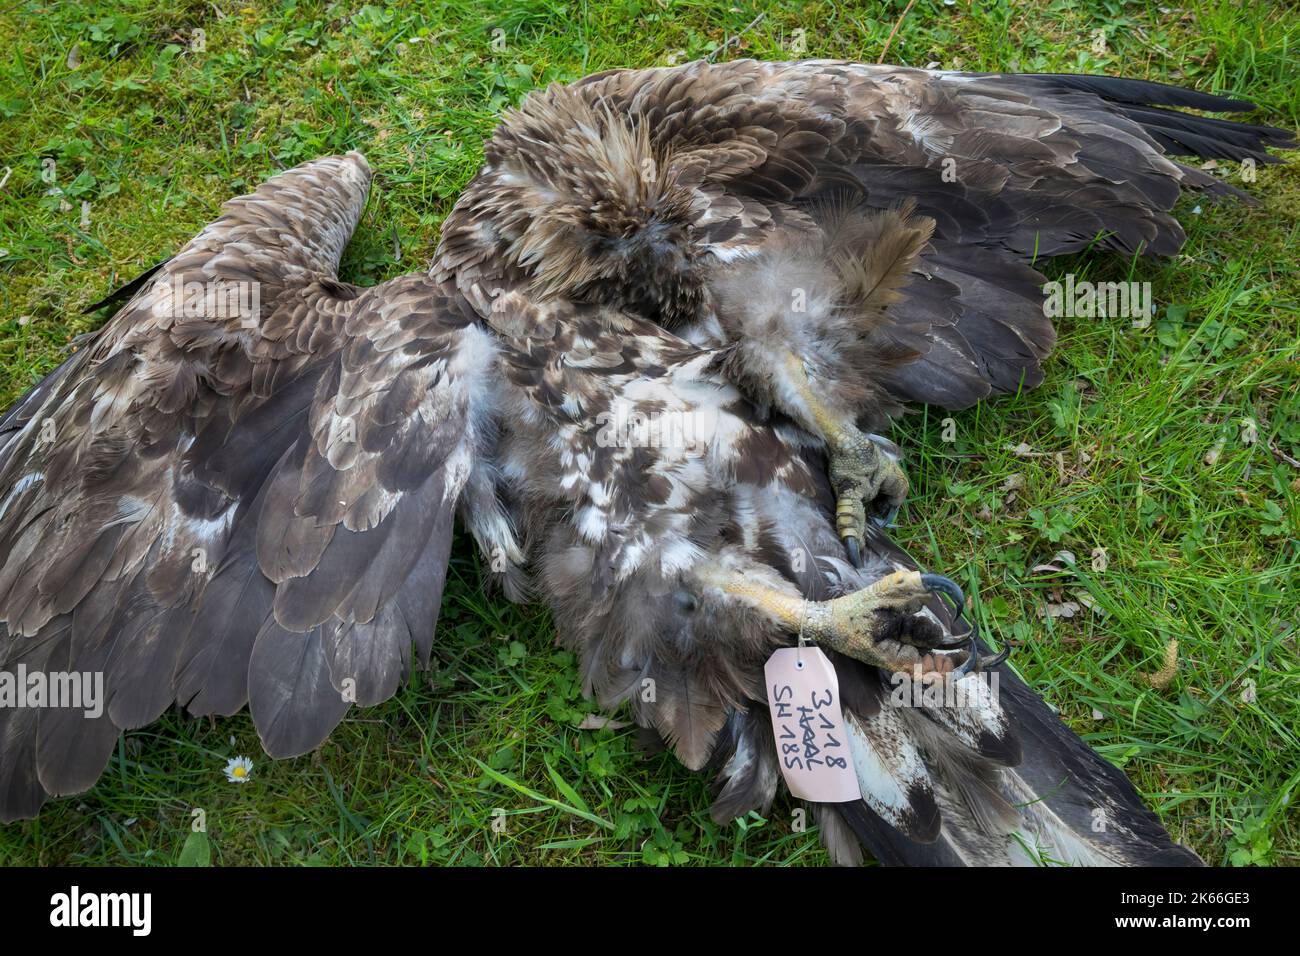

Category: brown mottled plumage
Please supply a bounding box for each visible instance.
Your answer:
[1,61,1293,865]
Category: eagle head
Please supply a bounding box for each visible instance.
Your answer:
[486,85,706,326]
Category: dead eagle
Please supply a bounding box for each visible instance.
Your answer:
[0,61,1292,865]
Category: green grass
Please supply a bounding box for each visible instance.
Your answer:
[0,0,1296,866]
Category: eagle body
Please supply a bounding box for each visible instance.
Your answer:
[1,59,1293,866]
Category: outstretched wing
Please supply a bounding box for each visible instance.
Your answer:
[580,59,1292,407]
[0,155,494,820]
[440,59,1292,420]
[571,60,1292,249]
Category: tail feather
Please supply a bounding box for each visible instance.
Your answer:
[990,665,1204,865]
[843,703,941,842]
[706,705,780,825]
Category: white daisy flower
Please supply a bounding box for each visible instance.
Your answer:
[223,756,254,784]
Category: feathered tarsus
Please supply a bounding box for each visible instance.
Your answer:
[1,60,1293,866]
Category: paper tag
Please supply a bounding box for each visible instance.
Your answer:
[764,646,862,803]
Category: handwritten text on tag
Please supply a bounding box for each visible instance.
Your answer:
[764,646,862,803]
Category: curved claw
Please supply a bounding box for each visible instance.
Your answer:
[844,536,862,568]
[920,573,983,665]
[871,503,900,529]
[920,573,966,623]
[981,647,1012,669]
[954,645,1011,677]
[932,632,972,651]
[954,647,981,677]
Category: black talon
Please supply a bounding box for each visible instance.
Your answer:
[845,536,862,568]
[933,633,971,651]
[871,503,900,529]
[920,573,966,623]
[954,644,1010,677]
[919,573,986,669]
[954,647,981,677]
[981,647,1012,669]
[913,571,1010,676]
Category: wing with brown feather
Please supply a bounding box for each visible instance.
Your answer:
[438,59,1292,422]
[0,155,495,820]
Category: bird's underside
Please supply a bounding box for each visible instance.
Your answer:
[0,60,1293,866]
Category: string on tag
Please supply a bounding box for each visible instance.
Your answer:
[795,596,810,670]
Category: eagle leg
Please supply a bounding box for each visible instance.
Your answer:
[781,355,908,565]
[830,427,909,567]
[697,567,966,674]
